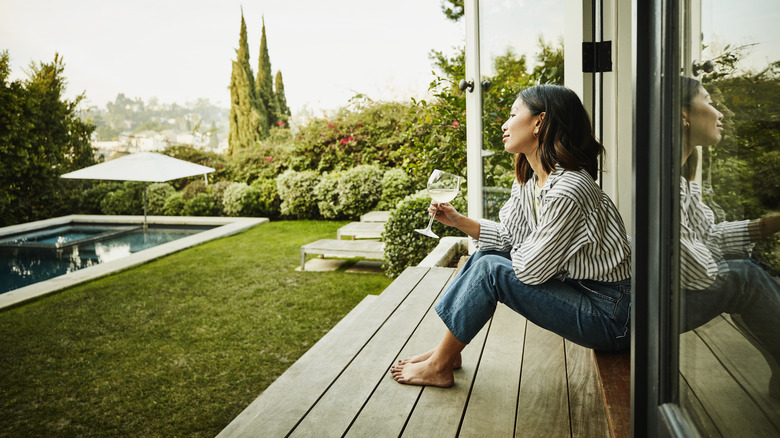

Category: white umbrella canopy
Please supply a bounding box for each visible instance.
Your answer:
[61,152,215,182]
[61,152,216,227]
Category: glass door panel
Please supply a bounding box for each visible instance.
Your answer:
[679,1,780,435]
[477,0,565,220]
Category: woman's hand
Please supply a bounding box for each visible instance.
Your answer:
[428,202,461,227]
[426,202,481,240]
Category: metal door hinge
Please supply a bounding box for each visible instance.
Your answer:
[582,41,613,73]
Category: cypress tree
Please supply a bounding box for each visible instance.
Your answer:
[228,11,263,154]
[256,17,279,132]
[274,70,291,127]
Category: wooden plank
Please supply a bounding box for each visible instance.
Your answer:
[217,267,429,438]
[458,304,527,437]
[289,267,456,437]
[399,320,491,437]
[337,222,385,240]
[679,373,723,438]
[567,342,610,438]
[593,350,631,438]
[360,211,391,223]
[695,315,780,430]
[515,322,571,438]
[680,328,778,437]
[345,291,452,436]
[300,239,384,270]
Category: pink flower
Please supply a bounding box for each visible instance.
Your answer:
[265,156,273,162]
[297,135,302,139]
[327,123,334,128]
[357,123,362,127]
[277,120,286,127]
[497,117,503,122]
[340,138,348,145]
[348,136,354,142]
[452,120,459,128]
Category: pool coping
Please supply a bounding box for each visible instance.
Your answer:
[0,215,268,310]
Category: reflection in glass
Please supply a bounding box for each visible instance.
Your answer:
[678,1,780,432]
[478,0,564,220]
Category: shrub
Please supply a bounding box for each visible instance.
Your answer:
[99,182,145,215]
[249,178,282,217]
[79,182,122,214]
[146,183,175,215]
[337,164,384,218]
[207,180,233,215]
[222,182,252,217]
[382,189,467,278]
[182,180,207,200]
[163,192,186,216]
[183,192,219,216]
[378,168,415,210]
[276,170,320,218]
[314,172,342,219]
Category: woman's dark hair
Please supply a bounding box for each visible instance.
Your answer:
[680,77,702,180]
[514,84,605,183]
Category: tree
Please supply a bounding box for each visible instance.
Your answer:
[441,0,464,21]
[256,17,278,134]
[0,51,97,226]
[274,70,291,127]
[228,11,263,155]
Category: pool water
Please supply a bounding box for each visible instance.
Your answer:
[0,223,213,294]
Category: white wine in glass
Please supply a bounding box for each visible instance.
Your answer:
[415,170,461,239]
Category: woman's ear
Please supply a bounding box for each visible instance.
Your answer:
[681,109,690,128]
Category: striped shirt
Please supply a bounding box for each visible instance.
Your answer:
[476,166,631,285]
[679,178,756,290]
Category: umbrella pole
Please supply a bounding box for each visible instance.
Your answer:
[143,183,148,232]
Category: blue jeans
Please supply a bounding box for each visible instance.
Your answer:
[434,250,632,352]
[683,258,780,368]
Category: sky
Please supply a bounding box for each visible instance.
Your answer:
[1,0,464,115]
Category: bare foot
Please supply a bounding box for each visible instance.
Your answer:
[390,358,455,387]
[396,349,462,370]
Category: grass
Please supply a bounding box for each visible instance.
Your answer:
[0,220,394,437]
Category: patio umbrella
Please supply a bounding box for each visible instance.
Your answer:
[61,152,215,227]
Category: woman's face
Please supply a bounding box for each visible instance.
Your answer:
[501,98,544,156]
[684,86,724,148]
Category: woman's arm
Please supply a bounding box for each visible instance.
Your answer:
[749,214,780,241]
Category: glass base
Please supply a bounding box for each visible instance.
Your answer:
[415,228,439,239]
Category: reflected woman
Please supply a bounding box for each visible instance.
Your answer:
[680,77,780,398]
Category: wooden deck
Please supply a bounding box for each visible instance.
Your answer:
[680,314,780,437]
[218,266,611,437]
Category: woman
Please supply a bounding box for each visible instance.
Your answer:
[679,77,780,398]
[390,84,631,387]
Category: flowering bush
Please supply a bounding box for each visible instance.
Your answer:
[291,99,414,172]
[275,170,320,218]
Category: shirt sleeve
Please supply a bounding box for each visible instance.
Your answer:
[474,218,514,252]
[510,196,588,285]
[679,220,720,290]
[709,219,753,257]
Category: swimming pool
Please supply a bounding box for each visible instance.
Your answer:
[0,223,214,294]
[0,215,268,308]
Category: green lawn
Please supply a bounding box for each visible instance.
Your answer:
[0,220,394,437]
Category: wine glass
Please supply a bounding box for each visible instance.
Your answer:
[415,169,461,239]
